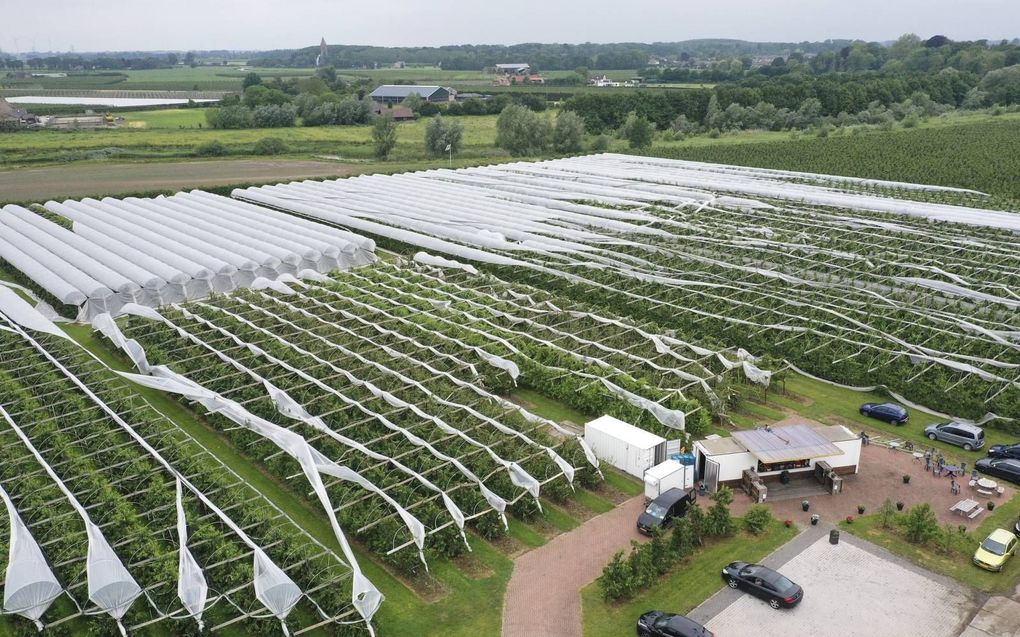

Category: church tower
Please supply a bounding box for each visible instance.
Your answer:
[316,37,328,67]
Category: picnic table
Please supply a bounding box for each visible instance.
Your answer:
[943,464,961,477]
[950,498,982,519]
[977,478,997,490]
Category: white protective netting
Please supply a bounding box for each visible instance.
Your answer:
[1,191,375,321]
[0,287,380,633]
[0,484,63,631]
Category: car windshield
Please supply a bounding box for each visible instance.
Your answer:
[645,502,668,519]
[982,538,1007,555]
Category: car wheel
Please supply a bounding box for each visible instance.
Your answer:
[727,578,739,589]
[928,433,937,441]
[859,408,867,416]
[769,598,781,609]
[964,444,973,451]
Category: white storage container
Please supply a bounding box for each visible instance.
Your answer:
[643,460,692,500]
[584,415,667,479]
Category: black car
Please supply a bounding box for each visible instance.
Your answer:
[988,443,1020,460]
[721,561,803,609]
[637,487,696,536]
[859,402,908,425]
[637,611,713,637]
[975,458,1020,486]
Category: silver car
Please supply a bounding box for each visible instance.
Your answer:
[924,421,985,451]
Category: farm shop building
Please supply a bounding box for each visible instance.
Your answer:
[693,424,860,490]
[369,85,455,104]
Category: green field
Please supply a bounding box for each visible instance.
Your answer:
[0,112,506,165]
[0,66,317,93]
[647,111,1020,200]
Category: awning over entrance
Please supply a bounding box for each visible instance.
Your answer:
[732,425,844,464]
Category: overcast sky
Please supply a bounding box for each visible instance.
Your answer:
[4,0,1019,53]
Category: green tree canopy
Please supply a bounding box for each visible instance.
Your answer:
[552,110,586,153]
[424,114,465,158]
[496,104,551,156]
[372,114,399,159]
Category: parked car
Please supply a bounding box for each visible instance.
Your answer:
[637,611,713,637]
[637,487,696,536]
[975,458,1020,486]
[987,443,1020,460]
[973,528,1018,572]
[721,561,803,609]
[924,421,985,451]
[859,402,908,425]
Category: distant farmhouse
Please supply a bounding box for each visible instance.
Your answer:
[369,85,455,104]
[0,96,37,128]
[370,102,416,121]
[495,63,530,75]
[491,63,544,86]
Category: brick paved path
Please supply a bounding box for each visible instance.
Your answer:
[501,495,647,637]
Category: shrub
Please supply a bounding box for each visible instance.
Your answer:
[495,104,551,156]
[424,114,464,158]
[743,505,773,535]
[627,540,655,589]
[685,502,706,545]
[879,499,897,529]
[706,486,735,537]
[252,104,297,128]
[621,111,653,149]
[552,110,585,153]
[589,134,611,152]
[903,503,938,544]
[669,517,695,559]
[252,137,288,156]
[371,115,398,160]
[194,140,228,156]
[205,105,253,129]
[600,550,634,601]
[648,527,673,576]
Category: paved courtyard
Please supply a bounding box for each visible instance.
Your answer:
[728,443,1014,528]
[694,530,983,637]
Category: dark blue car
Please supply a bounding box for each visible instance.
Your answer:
[859,402,908,425]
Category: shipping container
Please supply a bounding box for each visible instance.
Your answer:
[643,459,693,500]
[584,415,667,479]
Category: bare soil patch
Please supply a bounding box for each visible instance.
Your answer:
[0,159,355,202]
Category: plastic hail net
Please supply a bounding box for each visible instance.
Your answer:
[0,285,376,634]
[0,191,375,321]
[231,154,1018,423]
[0,484,62,630]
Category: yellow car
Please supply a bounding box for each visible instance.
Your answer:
[973,529,1019,572]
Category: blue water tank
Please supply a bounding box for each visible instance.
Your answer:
[671,453,696,466]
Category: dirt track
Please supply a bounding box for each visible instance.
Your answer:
[0,159,356,202]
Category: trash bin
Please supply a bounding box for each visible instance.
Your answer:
[829,529,840,545]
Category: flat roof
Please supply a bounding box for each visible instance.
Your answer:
[368,85,445,99]
[732,425,844,464]
[698,437,747,455]
[813,424,860,443]
[586,415,666,449]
